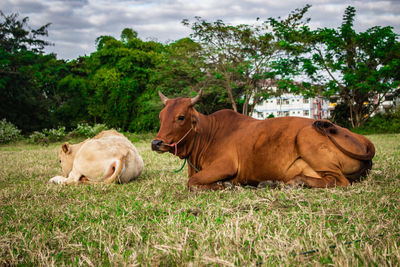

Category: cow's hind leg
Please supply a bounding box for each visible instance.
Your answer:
[286,171,350,188]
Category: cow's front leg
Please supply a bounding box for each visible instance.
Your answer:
[187,159,237,191]
[48,169,82,185]
[48,175,68,184]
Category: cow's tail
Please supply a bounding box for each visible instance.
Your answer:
[312,120,375,161]
[101,155,126,184]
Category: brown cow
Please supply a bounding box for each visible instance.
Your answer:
[151,90,375,190]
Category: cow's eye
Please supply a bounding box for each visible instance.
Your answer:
[59,160,61,163]
[178,116,185,121]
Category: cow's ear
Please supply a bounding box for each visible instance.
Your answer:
[62,142,71,154]
[191,114,200,132]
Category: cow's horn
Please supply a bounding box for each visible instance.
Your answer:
[158,91,168,105]
[190,89,202,105]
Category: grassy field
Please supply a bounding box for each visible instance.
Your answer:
[0,133,399,266]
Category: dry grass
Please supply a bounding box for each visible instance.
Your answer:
[0,133,399,266]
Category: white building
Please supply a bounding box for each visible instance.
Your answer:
[252,93,332,120]
[376,93,400,114]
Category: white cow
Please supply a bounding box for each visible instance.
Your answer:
[49,130,144,185]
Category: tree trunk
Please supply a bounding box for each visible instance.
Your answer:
[349,104,355,128]
[224,76,237,112]
[351,98,363,128]
[354,111,361,128]
[242,92,249,115]
[250,95,260,117]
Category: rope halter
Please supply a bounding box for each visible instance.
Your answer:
[163,127,193,156]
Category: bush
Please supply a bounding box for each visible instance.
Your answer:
[354,110,400,134]
[28,127,66,144]
[28,131,48,145]
[73,123,108,138]
[0,119,22,144]
[42,126,67,142]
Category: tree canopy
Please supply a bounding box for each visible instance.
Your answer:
[271,6,400,127]
[0,11,62,132]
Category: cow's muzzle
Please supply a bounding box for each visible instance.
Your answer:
[151,139,164,152]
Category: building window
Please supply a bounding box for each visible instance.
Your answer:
[284,111,289,116]
[277,99,281,105]
[303,98,309,104]
[303,110,309,116]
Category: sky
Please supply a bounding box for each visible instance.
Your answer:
[1,0,399,60]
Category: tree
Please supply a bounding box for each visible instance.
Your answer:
[152,38,231,115]
[0,11,65,132]
[182,17,270,114]
[272,6,400,127]
[121,28,137,43]
[53,57,91,129]
[182,7,310,116]
[0,11,51,54]
[86,28,164,131]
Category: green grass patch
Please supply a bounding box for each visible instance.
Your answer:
[1,134,399,265]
